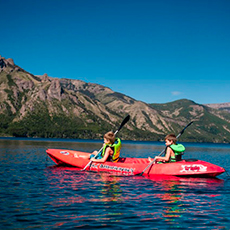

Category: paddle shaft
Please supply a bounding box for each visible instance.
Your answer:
[81,115,130,171]
[139,121,193,176]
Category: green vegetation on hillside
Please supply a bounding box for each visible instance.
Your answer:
[1,57,230,143]
[3,107,113,139]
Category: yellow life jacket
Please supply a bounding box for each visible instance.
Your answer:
[101,138,121,163]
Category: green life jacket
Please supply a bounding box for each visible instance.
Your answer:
[168,143,185,162]
[101,138,121,162]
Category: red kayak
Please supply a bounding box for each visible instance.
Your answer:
[46,149,225,177]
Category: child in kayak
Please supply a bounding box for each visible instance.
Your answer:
[149,133,185,163]
[75,131,121,163]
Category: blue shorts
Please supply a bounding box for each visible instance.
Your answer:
[90,153,102,159]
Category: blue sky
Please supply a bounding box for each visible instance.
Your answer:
[1,0,230,104]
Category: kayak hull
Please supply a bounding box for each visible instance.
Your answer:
[46,149,225,177]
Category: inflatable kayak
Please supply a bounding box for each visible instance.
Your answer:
[46,149,225,177]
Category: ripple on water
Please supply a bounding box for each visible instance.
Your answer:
[1,140,230,229]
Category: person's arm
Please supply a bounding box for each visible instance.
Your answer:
[91,147,112,163]
[154,147,174,162]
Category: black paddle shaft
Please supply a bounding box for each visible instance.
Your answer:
[115,115,130,135]
[176,121,193,139]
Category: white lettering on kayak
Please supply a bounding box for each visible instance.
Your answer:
[91,163,135,173]
[91,163,99,169]
[180,164,207,173]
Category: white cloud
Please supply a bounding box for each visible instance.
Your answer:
[171,91,182,96]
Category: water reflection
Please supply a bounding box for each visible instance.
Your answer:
[1,138,230,229]
[146,175,224,188]
[45,165,224,206]
[142,175,225,226]
[97,174,123,202]
[45,166,124,205]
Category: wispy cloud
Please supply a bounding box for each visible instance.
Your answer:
[171,91,182,96]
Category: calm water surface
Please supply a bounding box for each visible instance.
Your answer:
[0,138,230,229]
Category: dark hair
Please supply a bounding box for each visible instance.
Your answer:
[165,134,177,143]
[104,131,115,144]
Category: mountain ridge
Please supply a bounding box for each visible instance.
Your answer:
[1,55,230,143]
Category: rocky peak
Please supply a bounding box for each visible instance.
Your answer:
[37,73,51,82]
[0,56,7,69]
[0,55,22,73]
[0,55,15,67]
[6,58,15,66]
[47,78,64,101]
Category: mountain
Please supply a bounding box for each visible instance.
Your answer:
[205,103,230,113]
[1,55,230,143]
[150,100,230,143]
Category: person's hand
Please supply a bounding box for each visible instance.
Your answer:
[154,156,159,161]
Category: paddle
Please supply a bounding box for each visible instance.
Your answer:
[138,121,193,176]
[81,114,130,171]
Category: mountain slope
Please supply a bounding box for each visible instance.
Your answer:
[150,100,230,143]
[206,102,230,113]
[1,55,230,143]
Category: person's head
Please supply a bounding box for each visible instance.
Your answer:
[104,131,115,144]
[165,134,177,146]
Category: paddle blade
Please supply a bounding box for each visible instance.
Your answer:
[177,121,193,138]
[117,115,130,133]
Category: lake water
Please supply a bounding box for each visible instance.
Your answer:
[0,138,230,229]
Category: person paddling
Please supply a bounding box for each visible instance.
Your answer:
[149,134,185,163]
[76,131,121,163]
